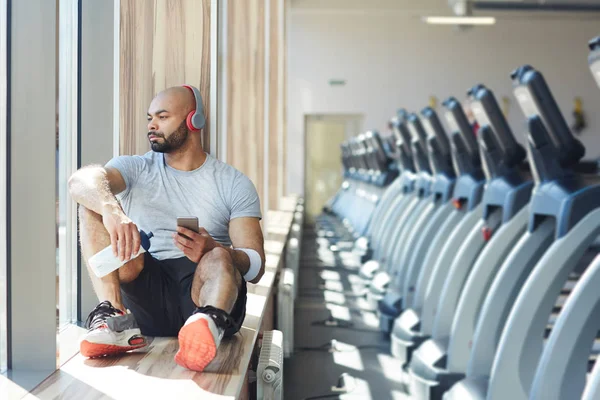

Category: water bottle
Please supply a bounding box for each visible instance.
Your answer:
[89,230,154,278]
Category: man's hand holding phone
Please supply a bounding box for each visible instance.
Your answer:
[174,217,219,263]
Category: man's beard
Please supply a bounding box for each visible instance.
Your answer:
[149,119,189,153]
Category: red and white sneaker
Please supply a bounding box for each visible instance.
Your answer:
[175,306,236,372]
[80,300,147,358]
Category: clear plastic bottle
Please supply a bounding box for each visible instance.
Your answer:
[89,230,153,277]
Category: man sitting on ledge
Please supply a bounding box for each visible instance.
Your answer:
[68,85,265,372]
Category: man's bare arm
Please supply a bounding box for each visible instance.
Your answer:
[68,165,140,261]
[68,165,126,215]
[226,217,265,284]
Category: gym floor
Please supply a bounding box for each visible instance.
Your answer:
[284,225,408,400]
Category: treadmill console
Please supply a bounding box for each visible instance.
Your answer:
[444,111,461,135]
[470,100,491,128]
[513,86,541,119]
[421,117,436,139]
[589,36,600,88]
[408,121,422,143]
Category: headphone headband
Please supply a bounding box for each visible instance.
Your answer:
[182,84,206,131]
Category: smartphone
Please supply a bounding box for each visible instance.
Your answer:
[177,216,199,239]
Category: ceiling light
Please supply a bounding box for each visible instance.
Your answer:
[423,16,496,25]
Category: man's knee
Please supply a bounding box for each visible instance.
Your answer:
[117,255,145,283]
[197,247,235,279]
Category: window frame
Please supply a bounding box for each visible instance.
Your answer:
[8,0,58,384]
[57,0,81,334]
[0,0,9,376]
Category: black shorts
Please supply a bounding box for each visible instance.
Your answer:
[120,252,247,338]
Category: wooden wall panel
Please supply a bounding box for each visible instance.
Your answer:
[120,0,211,156]
[257,1,266,213]
[282,1,288,198]
[268,0,280,210]
[227,0,266,215]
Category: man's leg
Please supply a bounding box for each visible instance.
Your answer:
[79,206,147,357]
[190,247,242,313]
[79,205,145,311]
[175,247,244,371]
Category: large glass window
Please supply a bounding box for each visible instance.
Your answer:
[0,0,8,375]
[56,0,81,364]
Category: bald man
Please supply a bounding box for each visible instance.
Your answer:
[68,86,265,372]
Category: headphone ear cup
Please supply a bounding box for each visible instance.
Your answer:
[186,111,199,131]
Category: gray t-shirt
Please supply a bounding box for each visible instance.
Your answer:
[105,152,261,260]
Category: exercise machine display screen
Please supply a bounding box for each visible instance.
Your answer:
[392,126,403,142]
[444,111,460,134]
[470,101,491,128]
[408,123,421,142]
[421,117,436,139]
[592,59,600,88]
[514,86,540,119]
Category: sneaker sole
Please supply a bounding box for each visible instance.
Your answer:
[80,336,147,358]
[174,318,216,372]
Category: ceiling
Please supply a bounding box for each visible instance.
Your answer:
[474,0,600,11]
[291,0,600,15]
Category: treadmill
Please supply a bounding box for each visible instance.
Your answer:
[407,84,533,400]
[366,112,434,309]
[358,113,417,272]
[403,97,483,313]
[358,111,418,285]
[390,97,487,368]
[445,65,596,400]
[377,106,456,333]
[524,36,600,400]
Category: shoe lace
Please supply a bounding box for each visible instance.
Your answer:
[85,300,123,330]
[195,305,238,332]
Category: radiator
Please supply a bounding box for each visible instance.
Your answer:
[257,330,284,400]
[277,268,295,358]
[288,209,303,299]
[286,236,300,277]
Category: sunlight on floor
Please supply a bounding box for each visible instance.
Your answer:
[58,324,87,367]
[339,251,359,263]
[347,275,369,295]
[347,274,363,285]
[32,339,230,400]
[340,376,373,399]
[355,296,375,311]
[0,374,30,399]
[326,304,352,321]
[319,270,341,281]
[323,280,344,292]
[361,310,380,328]
[377,353,405,383]
[317,253,336,264]
[333,344,365,372]
[324,290,347,305]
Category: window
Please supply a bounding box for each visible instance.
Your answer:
[0,0,8,375]
[56,0,80,364]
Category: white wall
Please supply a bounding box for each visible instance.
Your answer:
[286,8,600,195]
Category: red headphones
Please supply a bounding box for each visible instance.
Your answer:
[182,85,206,132]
